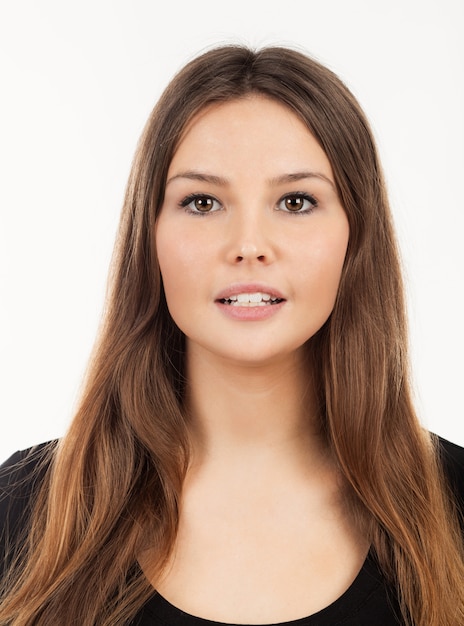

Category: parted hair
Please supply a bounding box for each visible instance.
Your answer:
[1,45,463,625]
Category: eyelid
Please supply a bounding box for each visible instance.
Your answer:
[179,193,223,215]
[178,191,318,215]
[276,192,318,214]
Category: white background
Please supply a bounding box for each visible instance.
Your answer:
[0,0,463,461]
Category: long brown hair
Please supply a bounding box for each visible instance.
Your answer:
[1,45,463,625]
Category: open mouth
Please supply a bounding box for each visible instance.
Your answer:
[218,292,285,307]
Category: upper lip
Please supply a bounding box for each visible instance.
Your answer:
[215,283,286,301]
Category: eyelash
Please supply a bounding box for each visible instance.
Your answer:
[179,192,318,216]
[276,192,318,215]
[179,193,223,216]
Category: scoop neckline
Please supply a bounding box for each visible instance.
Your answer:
[141,549,384,626]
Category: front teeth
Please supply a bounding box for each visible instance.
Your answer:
[222,292,282,306]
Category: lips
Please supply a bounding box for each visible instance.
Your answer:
[219,292,284,307]
[215,284,286,307]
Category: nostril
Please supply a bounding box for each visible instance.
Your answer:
[234,253,266,263]
[232,245,268,263]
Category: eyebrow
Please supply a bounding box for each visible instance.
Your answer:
[269,171,335,190]
[165,170,336,190]
[166,171,229,187]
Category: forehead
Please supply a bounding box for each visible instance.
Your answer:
[168,96,334,180]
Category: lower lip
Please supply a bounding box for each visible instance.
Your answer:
[215,300,286,321]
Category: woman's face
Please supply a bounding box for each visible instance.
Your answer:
[156,96,349,367]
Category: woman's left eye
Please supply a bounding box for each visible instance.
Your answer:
[277,193,318,214]
[180,194,223,214]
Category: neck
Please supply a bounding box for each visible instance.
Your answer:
[184,344,327,472]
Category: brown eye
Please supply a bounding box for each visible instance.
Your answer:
[284,196,305,211]
[194,196,215,212]
[278,193,317,214]
[180,194,223,214]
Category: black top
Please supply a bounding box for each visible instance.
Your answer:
[1,437,463,626]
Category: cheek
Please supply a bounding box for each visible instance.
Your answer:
[155,223,182,305]
[295,231,348,340]
[297,222,349,294]
[155,221,211,318]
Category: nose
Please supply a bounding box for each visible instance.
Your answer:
[225,208,275,265]
[235,243,266,263]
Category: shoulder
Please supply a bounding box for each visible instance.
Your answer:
[438,435,464,468]
[438,437,464,490]
[436,435,464,510]
[0,441,58,574]
[0,441,57,501]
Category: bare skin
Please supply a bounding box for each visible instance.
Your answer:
[151,350,368,623]
[141,98,369,623]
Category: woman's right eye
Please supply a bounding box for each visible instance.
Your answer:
[180,194,223,214]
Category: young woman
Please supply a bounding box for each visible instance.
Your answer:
[1,45,463,626]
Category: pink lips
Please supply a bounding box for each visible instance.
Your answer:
[215,283,285,301]
[215,283,286,321]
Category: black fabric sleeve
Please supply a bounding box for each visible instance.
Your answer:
[438,435,464,531]
[0,442,56,580]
